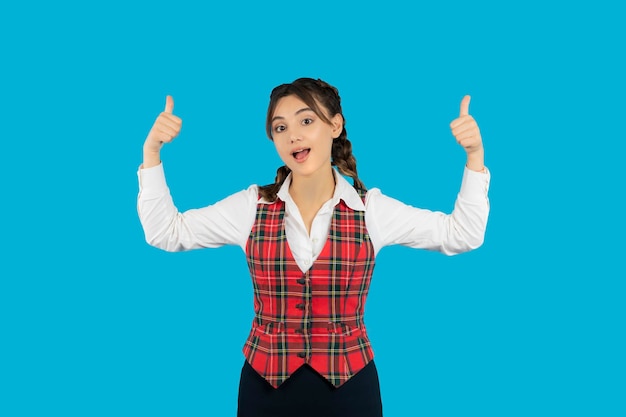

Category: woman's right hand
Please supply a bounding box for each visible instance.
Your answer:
[143,95,182,167]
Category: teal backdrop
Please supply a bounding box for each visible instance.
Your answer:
[1,1,624,416]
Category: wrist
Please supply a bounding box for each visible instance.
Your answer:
[466,149,485,172]
[143,148,162,169]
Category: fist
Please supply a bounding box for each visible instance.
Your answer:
[449,95,483,155]
[144,95,182,153]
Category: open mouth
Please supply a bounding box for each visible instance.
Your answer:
[292,148,311,161]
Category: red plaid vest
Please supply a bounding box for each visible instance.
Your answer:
[243,191,376,388]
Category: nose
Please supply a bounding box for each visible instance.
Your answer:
[290,133,302,143]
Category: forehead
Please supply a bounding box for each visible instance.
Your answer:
[273,95,311,117]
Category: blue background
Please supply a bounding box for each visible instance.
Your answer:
[1,1,624,416]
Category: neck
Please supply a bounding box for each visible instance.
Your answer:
[289,166,336,207]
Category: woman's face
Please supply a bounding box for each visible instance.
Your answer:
[270,94,343,180]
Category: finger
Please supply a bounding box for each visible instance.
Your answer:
[156,124,180,138]
[451,122,477,136]
[450,114,474,129]
[164,95,174,113]
[459,95,471,117]
[159,113,182,128]
[455,132,477,142]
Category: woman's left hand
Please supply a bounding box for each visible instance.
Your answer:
[450,95,484,171]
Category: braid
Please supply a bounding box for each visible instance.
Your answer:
[258,165,291,201]
[332,129,366,191]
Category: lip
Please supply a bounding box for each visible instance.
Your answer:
[291,147,309,154]
[291,147,311,163]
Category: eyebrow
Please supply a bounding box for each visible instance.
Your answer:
[271,107,314,123]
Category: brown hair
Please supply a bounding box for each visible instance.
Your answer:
[259,77,365,201]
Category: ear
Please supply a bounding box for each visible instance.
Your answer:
[330,113,344,139]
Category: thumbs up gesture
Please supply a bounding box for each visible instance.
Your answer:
[449,95,483,156]
[144,95,183,154]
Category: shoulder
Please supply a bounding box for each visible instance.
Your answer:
[340,186,400,213]
[362,187,388,209]
[212,184,262,209]
[363,187,416,221]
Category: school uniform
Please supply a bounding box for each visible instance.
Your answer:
[137,164,490,416]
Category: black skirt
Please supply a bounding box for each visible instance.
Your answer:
[237,360,383,417]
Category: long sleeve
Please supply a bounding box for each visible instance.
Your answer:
[365,167,490,256]
[137,163,257,252]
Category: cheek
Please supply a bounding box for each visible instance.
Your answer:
[323,134,335,153]
[273,142,291,162]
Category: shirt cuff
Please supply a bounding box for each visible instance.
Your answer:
[137,162,169,197]
[458,166,490,202]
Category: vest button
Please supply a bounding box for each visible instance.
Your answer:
[295,328,304,334]
[297,352,306,358]
[296,303,305,309]
[297,278,306,285]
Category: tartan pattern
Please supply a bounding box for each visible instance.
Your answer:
[243,192,376,388]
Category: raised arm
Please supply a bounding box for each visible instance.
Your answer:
[137,96,255,252]
[366,95,490,255]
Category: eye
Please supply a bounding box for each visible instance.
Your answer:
[302,118,314,126]
[274,125,286,133]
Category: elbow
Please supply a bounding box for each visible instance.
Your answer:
[145,235,171,252]
[444,224,486,256]
[141,213,193,252]
[444,203,489,255]
[144,230,181,253]
[445,239,483,256]
[464,228,486,251]
[465,234,485,252]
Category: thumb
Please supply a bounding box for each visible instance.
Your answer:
[164,95,174,113]
[459,95,471,117]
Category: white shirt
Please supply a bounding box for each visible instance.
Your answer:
[137,164,490,272]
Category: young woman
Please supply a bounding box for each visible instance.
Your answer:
[137,77,490,417]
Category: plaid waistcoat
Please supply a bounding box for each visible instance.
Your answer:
[243,192,376,388]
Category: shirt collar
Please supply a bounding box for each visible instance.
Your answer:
[266,168,365,211]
